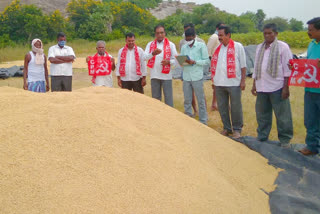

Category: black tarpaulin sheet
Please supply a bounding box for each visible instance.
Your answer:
[238,136,320,214]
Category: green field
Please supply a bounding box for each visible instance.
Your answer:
[0,32,309,63]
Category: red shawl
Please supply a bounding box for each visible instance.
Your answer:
[147,38,171,74]
[211,39,236,80]
[88,52,112,84]
[119,44,141,77]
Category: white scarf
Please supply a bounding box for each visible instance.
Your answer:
[31,39,44,65]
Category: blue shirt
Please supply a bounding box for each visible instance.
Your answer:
[180,41,210,81]
[306,39,320,93]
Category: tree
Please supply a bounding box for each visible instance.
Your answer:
[78,4,113,40]
[67,0,103,31]
[256,9,266,31]
[103,0,162,9]
[47,10,70,40]
[236,16,256,33]
[264,17,289,32]
[178,3,220,34]
[0,0,49,42]
[289,18,303,32]
[240,11,256,23]
[161,15,184,36]
[108,2,156,35]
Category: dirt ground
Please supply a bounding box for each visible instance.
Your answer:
[0,57,90,70]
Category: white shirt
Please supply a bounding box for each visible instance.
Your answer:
[213,42,247,87]
[116,46,147,81]
[48,45,76,76]
[207,33,220,57]
[94,53,113,87]
[144,39,178,80]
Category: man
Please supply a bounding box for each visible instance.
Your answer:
[211,26,247,139]
[23,39,49,93]
[179,23,205,52]
[48,32,75,91]
[208,23,224,111]
[144,24,178,107]
[180,28,209,125]
[299,17,320,155]
[116,33,147,93]
[207,23,224,57]
[251,23,293,148]
[86,41,115,87]
[179,23,206,116]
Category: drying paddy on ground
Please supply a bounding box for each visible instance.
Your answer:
[0,86,278,213]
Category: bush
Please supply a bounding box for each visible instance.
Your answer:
[278,31,309,49]
[0,34,15,48]
[232,32,264,46]
[105,29,123,41]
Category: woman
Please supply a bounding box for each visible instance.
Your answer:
[23,39,49,92]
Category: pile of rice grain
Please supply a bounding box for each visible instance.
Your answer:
[0,86,278,214]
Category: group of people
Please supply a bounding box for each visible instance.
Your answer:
[23,32,76,92]
[22,17,320,156]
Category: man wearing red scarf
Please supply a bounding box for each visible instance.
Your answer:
[144,24,178,107]
[211,26,247,139]
[116,33,147,94]
[86,40,115,87]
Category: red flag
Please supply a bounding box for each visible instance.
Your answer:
[87,54,112,76]
[289,59,320,88]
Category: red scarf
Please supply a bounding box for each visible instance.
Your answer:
[91,52,112,84]
[147,38,171,74]
[211,39,236,80]
[119,44,141,77]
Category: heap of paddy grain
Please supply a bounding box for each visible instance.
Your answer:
[0,87,278,214]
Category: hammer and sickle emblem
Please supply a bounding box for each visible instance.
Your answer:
[96,61,108,74]
[298,64,319,84]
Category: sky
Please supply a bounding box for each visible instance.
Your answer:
[180,0,320,24]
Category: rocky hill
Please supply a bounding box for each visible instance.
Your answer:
[0,0,72,16]
[0,0,196,19]
[149,1,196,20]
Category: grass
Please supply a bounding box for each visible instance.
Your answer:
[0,68,306,144]
[0,36,182,63]
[0,33,308,63]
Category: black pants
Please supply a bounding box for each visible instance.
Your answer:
[121,79,144,94]
[51,76,72,92]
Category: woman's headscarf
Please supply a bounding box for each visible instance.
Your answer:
[31,39,44,65]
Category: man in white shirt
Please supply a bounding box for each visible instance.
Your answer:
[144,24,178,107]
[211,26,247,138]
[207,23,224,57]
[48,32,75,91]
[86,41,115,87]
[116,33,147,94]
[207,23,224,111]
